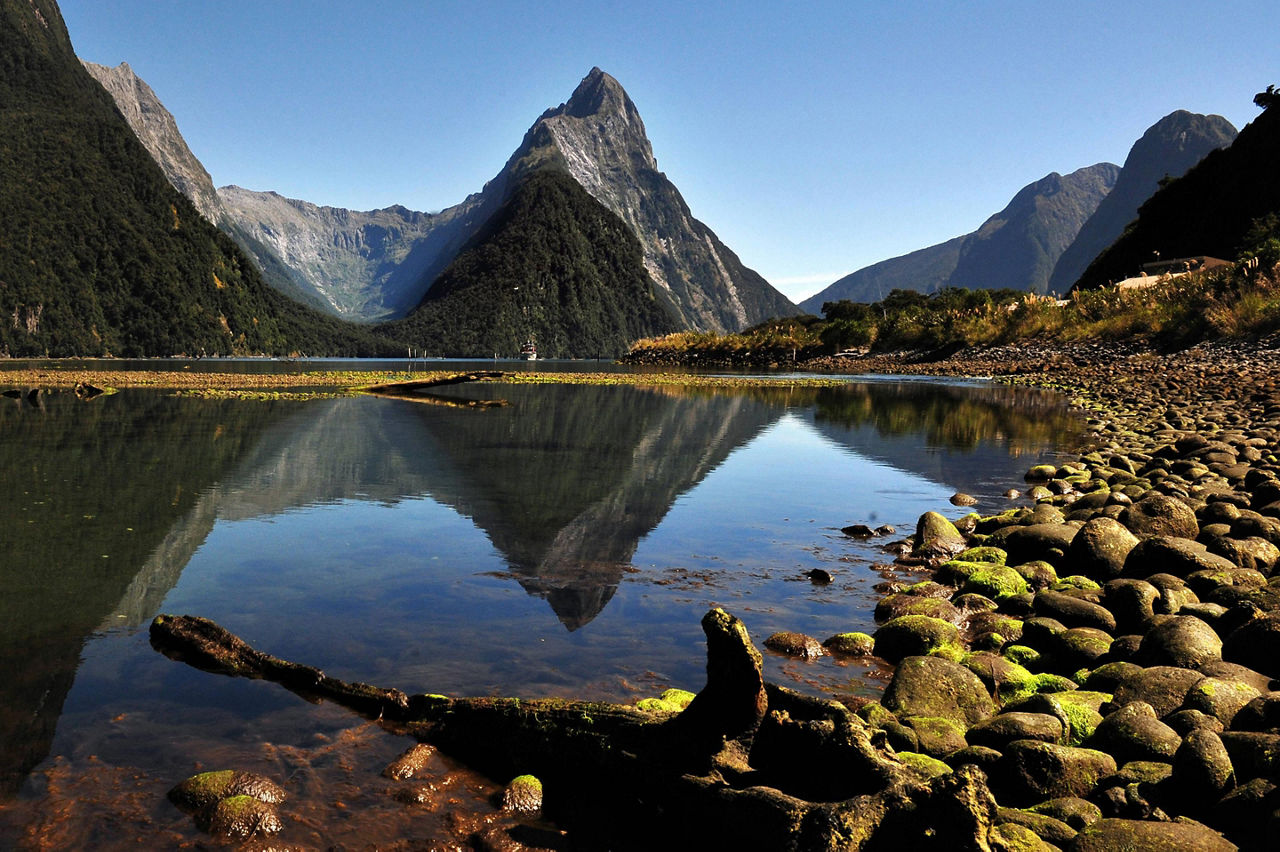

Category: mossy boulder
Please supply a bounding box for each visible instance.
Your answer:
[635,688,696,713]
[875,593,962,623]
[883,655,996,727]
[913,511,968,559]
[502,774,544,814]
[1135,615,1222,669]
[1101,578,1160,634]
[1066,516,1140,581]
[967,713,1064,750]
[873,616,962,664]
[1109,666,1206,718]
[1069,817,1236,851]
[763,631,827,659]
[902,715,968,758]
[169,770,286,812]
[199,795,284,840]
[1083,701,1181,765]
[955,545,1008,565]
[993,740,1117,806]
[991,523,1079,567]
[988,821,1057,850]
[1118,494,1201,539]
[822,632,874,657]
[994,807,1077,846]
[1004,692,1108,747]
[1025,796,1101,830]
[893,750,952,780]
[1011,560,1059,591]
[1169,728,1236,804]
[961,565,1029,603]
[1032,590,1117,633]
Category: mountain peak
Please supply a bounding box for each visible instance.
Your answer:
[563,67,628,118]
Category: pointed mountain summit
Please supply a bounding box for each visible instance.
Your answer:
[107,64,793,333]
[947,163,1119,294]
[1049,110,1236,293]
[474,67,798,332]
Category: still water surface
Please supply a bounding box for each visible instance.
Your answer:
[0,368,1081,847]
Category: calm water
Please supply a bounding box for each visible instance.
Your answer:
[0,370,1080,847]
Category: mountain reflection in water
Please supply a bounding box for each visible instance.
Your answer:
[0,376,1079,820]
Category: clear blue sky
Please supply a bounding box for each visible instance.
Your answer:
[59,0,1278,303]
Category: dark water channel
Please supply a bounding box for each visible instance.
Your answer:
[0,372,1081,848]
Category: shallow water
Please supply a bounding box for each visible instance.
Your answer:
[0,372,1080,848]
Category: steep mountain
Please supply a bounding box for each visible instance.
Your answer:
[485,67,798,331]
[0,0,391,356]
[801,164,1117,312]
[385,169,680,358]
[1074,101,1279,290]
[947,163,1119,294]
[80,60,224,223]
[1048,110,1237,293]
[106,64,791,331]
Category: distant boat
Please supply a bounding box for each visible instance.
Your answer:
[520,340,537,361]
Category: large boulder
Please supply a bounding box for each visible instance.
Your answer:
[1082,701,1181,765]
[993,741,1116,806]
[873,616,961,664]
[1135,615,1222,669]
[1069,817,1236,851]
[1033,590,1117,633]
[913,511,967,559]
[992,524,1079,567]
[1067,517,1139,581]
[1109,666,1206,719]
[1124,536,1239,579]
[1119,494,1200,539]
[883,655,996,727]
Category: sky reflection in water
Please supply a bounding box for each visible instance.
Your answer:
[0,376,1080,846]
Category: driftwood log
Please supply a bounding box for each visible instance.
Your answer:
[150,609,1001,850]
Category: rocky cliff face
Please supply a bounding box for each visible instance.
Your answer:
[215,187,488,320]
[1048,110,1237,293]
[81,60,226,224]
[802,163,1118,312]
[492,68,797,331]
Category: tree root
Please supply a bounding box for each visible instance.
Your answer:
[150,609,1000,850]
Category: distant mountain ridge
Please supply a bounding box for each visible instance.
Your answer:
[804,109,1240,314]
[1048,110,1237,293]
[801,163,1119,312]
[95,61,796,331]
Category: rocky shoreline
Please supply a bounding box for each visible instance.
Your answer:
[772,334,1280,849]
